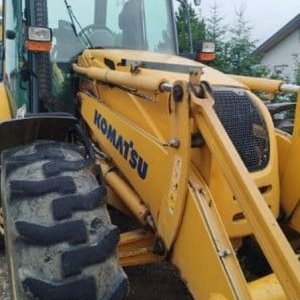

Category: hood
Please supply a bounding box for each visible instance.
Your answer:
[79,49,246,89]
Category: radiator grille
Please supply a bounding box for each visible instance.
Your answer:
[213,88,269,172]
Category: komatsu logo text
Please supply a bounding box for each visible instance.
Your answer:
[94,110,148,180]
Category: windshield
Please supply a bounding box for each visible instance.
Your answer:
[48,0,177,62]
[3,0,177,113]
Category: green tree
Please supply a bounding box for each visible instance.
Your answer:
[226,7,262,76]
[204,2,230,72]
[203,4,266,76]
[176,0,205,54]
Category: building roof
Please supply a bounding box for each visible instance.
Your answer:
[254,13,300,56]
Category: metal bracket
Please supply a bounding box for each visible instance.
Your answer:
[118,229,164,267]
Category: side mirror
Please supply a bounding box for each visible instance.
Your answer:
[6,30,16,40]
[194,0,201,6]
[196,42,216,62]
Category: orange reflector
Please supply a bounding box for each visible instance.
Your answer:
[198,52,216,62]
[26,40,52,52]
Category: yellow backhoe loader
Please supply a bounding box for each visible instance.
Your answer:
[0,0,299,299]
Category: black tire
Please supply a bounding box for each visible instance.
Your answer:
[1,140,128,300]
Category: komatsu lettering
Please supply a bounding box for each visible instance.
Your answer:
[94,110,148,180]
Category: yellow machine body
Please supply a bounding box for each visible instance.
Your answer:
[0,1,299,299]
[73,49,300,299]
[78,49,279,239]
[0,83,12,120]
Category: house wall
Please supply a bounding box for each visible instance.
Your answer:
[260,29,300,82]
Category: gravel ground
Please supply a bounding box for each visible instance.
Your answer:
[0,250,10,300]
[0,248,192,300]
[126,262,193,300]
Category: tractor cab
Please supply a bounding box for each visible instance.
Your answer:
[3,0,177,115]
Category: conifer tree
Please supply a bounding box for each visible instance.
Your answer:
[226,6,261,76]
[205,2,230,72]
[176,0,205,54]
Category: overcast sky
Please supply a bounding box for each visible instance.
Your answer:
[196,0,300,46]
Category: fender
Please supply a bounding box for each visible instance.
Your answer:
[0,113,78,153]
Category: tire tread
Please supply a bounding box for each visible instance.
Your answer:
[1,141,128,300]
